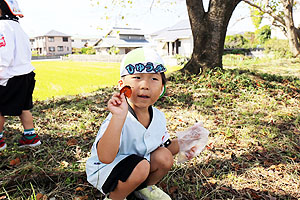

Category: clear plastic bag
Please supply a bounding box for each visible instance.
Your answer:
[177,122,209,163]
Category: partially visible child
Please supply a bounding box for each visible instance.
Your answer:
[86,48,179,200]
[0,0,41,151]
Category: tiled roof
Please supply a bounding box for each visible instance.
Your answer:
[111,27,145,35]
[44,30,71,37]
[153,19,192,42]
[168,19,191,30]
[94,37,149,48]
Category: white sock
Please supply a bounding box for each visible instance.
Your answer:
[24,128,35,135]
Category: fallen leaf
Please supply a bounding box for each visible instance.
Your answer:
[231,162,241,170]
[248,190,262,200]
[263,160,273,167]
[201,168,214,177]
[75,187,84,192]
[9,160,16,166]
[36,193,44,200]
[67,138,78,146]
[220,186,230,191]
[206,142,213,150]
[9,158,20,166]
[169,186,178,194]
[245,154,255,161]
[73,196,88,200]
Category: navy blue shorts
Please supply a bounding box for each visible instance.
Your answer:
[102,154,148,194]
[0,71,35,116]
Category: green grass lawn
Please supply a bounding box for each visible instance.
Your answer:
[223,55,300,78]
[32,61,182,100]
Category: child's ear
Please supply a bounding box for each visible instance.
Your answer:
[118,79,124,89]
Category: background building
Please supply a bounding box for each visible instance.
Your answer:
[31,30,72,56]
[94,27,151,55]
[151,19,193,57]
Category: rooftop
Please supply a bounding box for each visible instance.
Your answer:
[43,30,71,37]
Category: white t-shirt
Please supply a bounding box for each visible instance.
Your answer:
[86,106,170,194]
[0,19,34,86]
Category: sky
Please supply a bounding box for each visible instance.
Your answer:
[17,0,255,38]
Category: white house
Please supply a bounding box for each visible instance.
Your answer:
[94,27,151,55]
[151,19,193,57]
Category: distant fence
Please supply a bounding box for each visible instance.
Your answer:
[63,55,124,63]
[224,48,265,58]
[63,54,178,66]
[32,55,62,60]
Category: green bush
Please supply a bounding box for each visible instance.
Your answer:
[256,25,271,44]
[72,48,81,54]
[225,34,249,48]
[108,46,120,55]
[264,38,292,58]
[81,47,96,55]
[31,50,39,56]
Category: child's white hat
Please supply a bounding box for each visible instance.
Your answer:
[3,0,23,17]
[120,47,166,77]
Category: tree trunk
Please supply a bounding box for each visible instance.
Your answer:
[295,27,300,41]
[243,0,300,58]
[282,0,300,57]
[181,0,242,74]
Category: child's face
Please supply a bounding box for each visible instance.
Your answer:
[121,73,164,109]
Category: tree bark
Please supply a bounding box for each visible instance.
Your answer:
[282,0,300,57]
[181,0,242,74]
[243,0,300,57]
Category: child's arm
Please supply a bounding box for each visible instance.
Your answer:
[97,93,128,164]
[167,138,179,155]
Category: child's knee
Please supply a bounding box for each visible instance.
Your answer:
[131,159,150,184]
[162,151,174,170]
[153,148,174,170]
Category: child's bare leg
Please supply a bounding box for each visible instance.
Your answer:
[109,159,150,200]
[146,147,173,185]
[0,115,5,132]
[19,110,34,130]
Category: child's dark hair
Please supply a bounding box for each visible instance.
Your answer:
[161,72,167,85]
[0,0,18,20]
